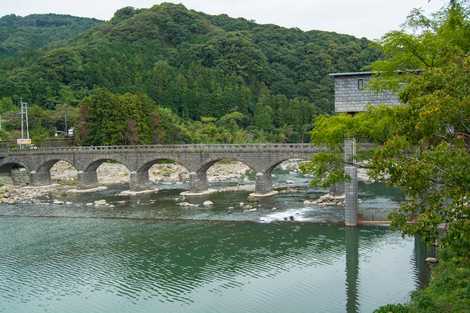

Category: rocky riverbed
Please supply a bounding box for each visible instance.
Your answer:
[49,160,253,184]
[0,184,68,205]
[0,161,254,204]
[0,159,369,205]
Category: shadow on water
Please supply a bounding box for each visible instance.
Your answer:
[346,227,360,313]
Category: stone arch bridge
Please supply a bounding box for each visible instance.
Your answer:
[0,144,323,195]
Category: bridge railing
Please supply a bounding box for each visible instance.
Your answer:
[0,144,324,154]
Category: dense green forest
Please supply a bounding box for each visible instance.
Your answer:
[0,3,381,144]
[0,14,102,59]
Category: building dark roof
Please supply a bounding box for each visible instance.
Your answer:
[329,69,422,78]
[329,71,375,77]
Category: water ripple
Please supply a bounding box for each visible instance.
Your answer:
[0,214,425,313]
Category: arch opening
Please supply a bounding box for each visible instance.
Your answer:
[137,159,190,186]
[0,162,29,186]
[266,159,310,187]
[49,161,78,183]
[85,160,130,185]
[201,159,255,184]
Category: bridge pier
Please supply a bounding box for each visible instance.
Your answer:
[78,170,98,188]
[255,172,273,194]
[136,169,149,186]
[129,171,142,191]
[30,171,51,186]
[344,138,358,226]
[189,171,208,193]
[10,168,30,186]
[329,183,345,196]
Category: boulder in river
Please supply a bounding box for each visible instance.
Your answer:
[203,200,214,207]
[178,202,199,208]
[425,257,439,264]
[304,193,345,207]
[94,199,108,207]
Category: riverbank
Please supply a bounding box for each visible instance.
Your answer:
[374,251,470,313]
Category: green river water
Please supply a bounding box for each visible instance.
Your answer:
[0,170,430,313]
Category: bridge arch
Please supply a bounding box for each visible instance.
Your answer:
[265,158,309,176]
[0,161,29,172]
[187,158,257,193]
[251,157,311,195]
[31,158,77,186]
[136,159,191,186]
[0,161,30,185]
[198,157,257,175]
[80,158,131,188]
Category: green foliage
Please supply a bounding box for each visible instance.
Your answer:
[374,252,470,313]
[254,102,273,131]
[77,88,260,145]
[303,1,470,256]
[374,304,410,313]
[78,89,154,145]
[0,3,381,142]
[0,97,15,114]
[298,3,470,311]
[0,14,102,59]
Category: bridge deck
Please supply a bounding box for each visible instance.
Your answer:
[0,144,323,154]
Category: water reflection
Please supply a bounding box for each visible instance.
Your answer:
[346,227,359,313]
[414,236,432,289]
[0,218,427,313]
[0,171,425,313]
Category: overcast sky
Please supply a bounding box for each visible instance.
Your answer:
[1,0,449,39]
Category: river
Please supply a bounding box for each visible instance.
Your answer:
[0,167,430,313]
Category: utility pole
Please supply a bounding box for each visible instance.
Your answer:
[25,101,29,139]
[20,98,24,139]
[64,106,68,137]
[18,98,31,147]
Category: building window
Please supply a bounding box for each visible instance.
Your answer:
[357,79,364,90]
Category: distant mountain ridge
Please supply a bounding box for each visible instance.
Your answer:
[0,3,382,143]
[0,14,103,57]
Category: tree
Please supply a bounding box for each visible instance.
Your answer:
[302,1,470,257]
[77,88,155,145]
[253,101,273,132]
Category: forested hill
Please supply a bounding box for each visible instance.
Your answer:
[0,14,103,58]
[0,3,382,144]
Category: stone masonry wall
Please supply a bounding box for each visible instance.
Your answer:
[334,75,400,113]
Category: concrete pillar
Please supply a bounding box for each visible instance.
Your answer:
[189,171,208,193]
[30,170,51,186]
[329,183,345,196]
[255,172,273,194]
[78,170,97,188]
[345,227,359,313]
[344,138,358,226]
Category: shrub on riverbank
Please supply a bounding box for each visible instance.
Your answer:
[299,1,470,312]
[375,253,470,313]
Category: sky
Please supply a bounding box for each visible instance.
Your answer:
[1,0,449,39]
